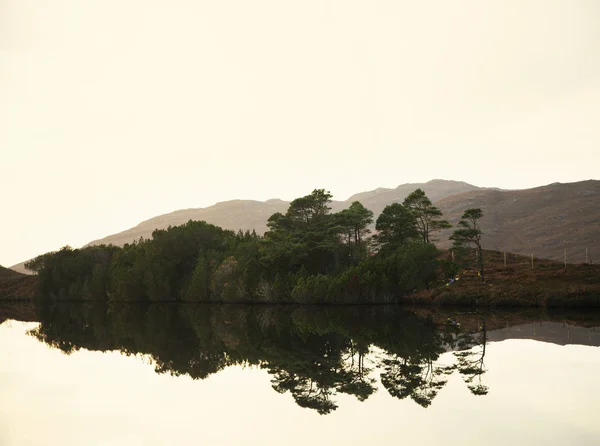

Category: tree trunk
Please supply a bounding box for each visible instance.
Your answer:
[478,245,485,282]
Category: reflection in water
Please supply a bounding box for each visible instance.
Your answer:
[454,323,488,395]
[26,303,597,414]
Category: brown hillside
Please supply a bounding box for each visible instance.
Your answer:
[410,249,600,307]
[435,180,599,263]
[1,265,23,280]
[0,266,37,300]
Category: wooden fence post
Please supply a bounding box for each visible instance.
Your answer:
[586,247,589,264]
[531,254,534,269]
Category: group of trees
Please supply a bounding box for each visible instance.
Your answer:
[26,187,486,303]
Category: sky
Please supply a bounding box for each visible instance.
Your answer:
[1,0,599,267]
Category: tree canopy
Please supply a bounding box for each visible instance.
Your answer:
[450,208,485,281]
[374,203,419,251]
[402,188,451,243]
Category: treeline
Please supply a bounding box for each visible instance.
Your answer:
[26,188,476,303]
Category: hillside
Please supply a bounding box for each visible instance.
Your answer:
[0,266,38,300]
[435,180,599,263]
[1,265,22,280]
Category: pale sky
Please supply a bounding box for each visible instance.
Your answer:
[1,0,599,267]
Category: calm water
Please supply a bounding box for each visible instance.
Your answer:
[1,303,600,446]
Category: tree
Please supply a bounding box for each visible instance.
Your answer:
[336,201,374,262]
[450,208,485,282]
[374,203,419,251]
[263,188,343,275]
[402,189,451,244]
[339,201,373,245]
[287,189,333,225]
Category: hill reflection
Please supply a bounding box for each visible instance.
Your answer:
[28,303,600,414]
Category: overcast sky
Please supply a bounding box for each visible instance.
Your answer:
[1,0,599,267]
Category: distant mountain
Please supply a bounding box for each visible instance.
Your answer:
[435,180,599,263]
[0,265,37,300]
[1,265,24,280]
[344,179,484,214]
[10,179,598,273]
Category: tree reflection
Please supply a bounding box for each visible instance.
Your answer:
[381,357,455,408]
[28,302,495,414]
[454,322,488,396]
[337,341,376,402]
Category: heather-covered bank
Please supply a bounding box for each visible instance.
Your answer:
[408,250,600,308]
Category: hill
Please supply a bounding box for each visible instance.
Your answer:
[1,265,22,280]
[345,179,483,213]
[0,266,38,300]
[435,180,599,263]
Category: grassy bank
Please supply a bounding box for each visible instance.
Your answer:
[0,266,38,301]
[409,250,600,308]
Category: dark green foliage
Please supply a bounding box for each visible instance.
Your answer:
[403,188,451,243]
[287,242,440,304]
[287,188,333,224]
[336,201,374,262]
[182,250,217,301]
[262,189,343,275]
[26,245,119,300]
[374,203,419,251]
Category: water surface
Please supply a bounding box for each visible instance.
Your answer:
[1,303,600,445]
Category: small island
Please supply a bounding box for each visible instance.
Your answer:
[3,188,599,307]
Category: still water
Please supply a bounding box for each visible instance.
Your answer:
[1,303,600,446]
